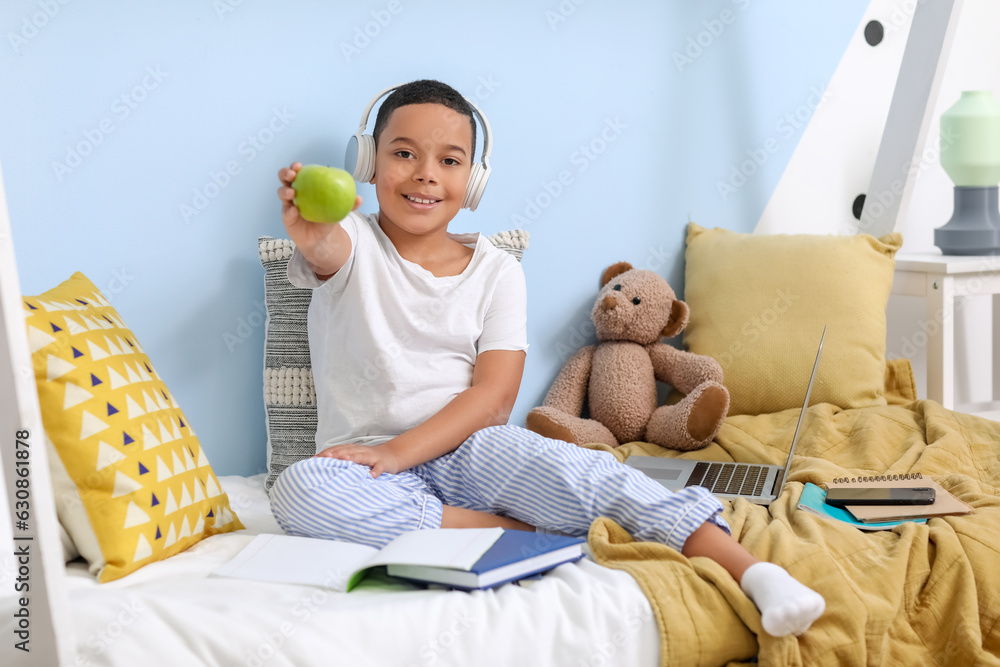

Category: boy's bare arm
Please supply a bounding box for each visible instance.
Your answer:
[277,162,359,279]
[317,349,525,476]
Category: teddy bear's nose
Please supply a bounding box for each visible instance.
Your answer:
[601,295,617,311]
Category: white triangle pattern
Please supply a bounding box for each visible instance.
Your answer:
[111,471,142,498]
[126,394,145,420]
[141,424,160,451]
[179,483,193,510]
[64,316,88,335]
[143,391,159,414]
[123,501,151,529]
[87,340,109,360]
[28,326,56,353]
[47,354,75,381]
[95,441,125,470]
[164,489,178,515]
[133,534,153,562]
[107,367,129,390]
[156,455,172,482]
[182,447,196,472]
[125,364,142,384]
[79,410,108,441]
[164,523,177,547]
[63,382,93,410]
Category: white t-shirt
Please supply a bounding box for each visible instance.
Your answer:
[287,213,529,454]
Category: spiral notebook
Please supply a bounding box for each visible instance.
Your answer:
[825,473,974,522]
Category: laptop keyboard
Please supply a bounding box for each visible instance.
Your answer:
[684,462,769,496]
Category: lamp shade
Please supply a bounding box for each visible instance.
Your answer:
[940,90,1000,187]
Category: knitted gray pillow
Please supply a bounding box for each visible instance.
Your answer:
[258,230,529,491]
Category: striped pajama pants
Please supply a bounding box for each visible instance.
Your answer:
[269,425,729,551]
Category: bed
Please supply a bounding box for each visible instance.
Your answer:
[3,224,1000,666]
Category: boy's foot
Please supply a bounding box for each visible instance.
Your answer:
[739,562,825,636]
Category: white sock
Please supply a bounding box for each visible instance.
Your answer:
[739,562,825,637]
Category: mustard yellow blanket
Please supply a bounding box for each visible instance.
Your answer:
[586,399,1000,666]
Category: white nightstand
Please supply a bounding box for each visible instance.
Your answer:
[892,253,1000,417]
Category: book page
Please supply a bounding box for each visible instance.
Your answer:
[212,534,377,591]
[366,527,503,571]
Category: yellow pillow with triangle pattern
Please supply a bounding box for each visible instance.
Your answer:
[23,272,243,582]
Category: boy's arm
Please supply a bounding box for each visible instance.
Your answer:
[278,162,358,279]
[317,348,526,476]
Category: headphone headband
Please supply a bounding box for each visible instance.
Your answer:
[344,83,492,211]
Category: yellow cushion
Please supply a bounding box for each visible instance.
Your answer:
[24,272,243,582]
[683,223,902,416]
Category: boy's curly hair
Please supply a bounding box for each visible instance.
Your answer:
[372,79,476,155]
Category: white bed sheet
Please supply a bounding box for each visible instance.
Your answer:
[51,474,659,667]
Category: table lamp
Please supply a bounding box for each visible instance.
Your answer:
[934,90,1000,255]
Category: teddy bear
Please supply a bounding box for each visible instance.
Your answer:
[525,261,730,451]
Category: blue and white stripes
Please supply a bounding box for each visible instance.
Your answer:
[270,425,728,551]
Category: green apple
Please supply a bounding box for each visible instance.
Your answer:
[292,164,357,223]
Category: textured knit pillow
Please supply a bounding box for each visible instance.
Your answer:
[258,229,529,491]
[683,223,902,416]
[23,273,243,582]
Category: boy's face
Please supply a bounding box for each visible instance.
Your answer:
[371,103,474,239]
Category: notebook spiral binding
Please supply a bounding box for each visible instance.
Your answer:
[831,473,923,484]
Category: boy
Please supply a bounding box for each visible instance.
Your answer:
[270,79,824,637]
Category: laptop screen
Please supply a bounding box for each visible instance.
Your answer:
[772,325,826,496]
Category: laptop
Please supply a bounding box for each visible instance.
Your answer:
[625,325,826,506]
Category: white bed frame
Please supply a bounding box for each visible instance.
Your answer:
[0,161,75,666]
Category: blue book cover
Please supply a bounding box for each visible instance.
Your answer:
[386,529,585,590]
[798,482,927,531]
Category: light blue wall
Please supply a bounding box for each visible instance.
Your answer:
[0,1,868,475]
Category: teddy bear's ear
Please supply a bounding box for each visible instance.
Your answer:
[661,298,690,338]
[600,262,633,287]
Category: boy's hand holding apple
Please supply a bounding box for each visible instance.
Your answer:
[277,162,361,278]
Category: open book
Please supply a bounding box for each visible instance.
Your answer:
[212,528,585,591]
[826,473,974,523]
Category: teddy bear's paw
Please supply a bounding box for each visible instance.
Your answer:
[645,382,730,451]
[687,382,729,442]
[525,408,619,447]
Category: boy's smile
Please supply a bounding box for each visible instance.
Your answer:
[372,103,474,244]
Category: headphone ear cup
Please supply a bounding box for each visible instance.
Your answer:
[463,163,490,211]
[345,133,376,183]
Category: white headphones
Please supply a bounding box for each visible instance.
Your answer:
[344,83,493,211]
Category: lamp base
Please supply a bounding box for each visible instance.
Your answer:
[934,186,1000,255]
